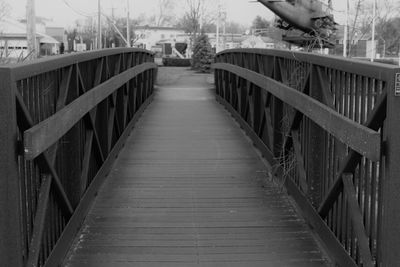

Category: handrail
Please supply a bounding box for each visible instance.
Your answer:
[213,62,381,161]
[24,62,157,160]
[213,48,400,267]
[217,48,399,80]
[0,48,157,267]
[3,48,151,80]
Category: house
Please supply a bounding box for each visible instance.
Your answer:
[330,25,375,57]
[0,18,60,61]
[45,26,67,52]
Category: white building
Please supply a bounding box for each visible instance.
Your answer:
[208,34,246,51]
[134,26,187,50]
[0,19,60,61]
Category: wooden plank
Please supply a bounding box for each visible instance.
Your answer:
[24,62,157,160]
[212,63,381,162]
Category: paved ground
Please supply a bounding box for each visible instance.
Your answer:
[63,67,330,267]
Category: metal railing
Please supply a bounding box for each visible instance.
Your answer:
[213,48,400,267]
[0,48,157,267]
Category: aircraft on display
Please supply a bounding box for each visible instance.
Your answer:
[256,0,337,48]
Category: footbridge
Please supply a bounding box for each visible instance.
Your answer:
[1,48,399,267]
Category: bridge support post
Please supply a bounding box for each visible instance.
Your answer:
[0,69,23,267]
[380,69,400,266]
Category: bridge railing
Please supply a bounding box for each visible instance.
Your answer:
[0,48,157,267]
[213,48,400,267]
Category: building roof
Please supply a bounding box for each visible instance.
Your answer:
[207,34,246,43]
[242,35,279,44]
[135,25,185,31]
[0,19,59,44]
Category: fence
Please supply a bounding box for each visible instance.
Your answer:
[213,48,400,267]
[0,48,157,267]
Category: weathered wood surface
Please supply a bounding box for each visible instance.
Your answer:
[63,68,330,267]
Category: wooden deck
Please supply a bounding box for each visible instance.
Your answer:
[63,68,330,267]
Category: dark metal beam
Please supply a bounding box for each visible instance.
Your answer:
[213,63,381,162]
[24,62,157,160]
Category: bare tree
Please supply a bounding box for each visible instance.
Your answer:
[179,0,202,38]
[0,0,9,22]
[347,0,400,56]
[149,0,176,27]
[177,0,216,38]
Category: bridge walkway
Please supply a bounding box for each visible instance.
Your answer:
[63,68,330,267]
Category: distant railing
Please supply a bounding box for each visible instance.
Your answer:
[213,48,400,267]
[0,48,157,267]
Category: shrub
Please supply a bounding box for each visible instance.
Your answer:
[162,57,191,67]
[192,34,215,73]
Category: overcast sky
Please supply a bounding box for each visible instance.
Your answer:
[4,0,349,29]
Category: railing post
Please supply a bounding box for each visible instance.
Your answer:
[0,68,24,267]
[380,69,400,266]
[307,65,324,206]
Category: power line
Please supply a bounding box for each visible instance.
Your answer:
[60,0,94,18]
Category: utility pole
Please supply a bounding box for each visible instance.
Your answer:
[343,0,349,57]
[26,0,37,60]
[222,8,226,52]
[127,0,130,47]
[97,0,102,49]
[199,0,203,33]
[371,0,376,62]
[216,2,221,53]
